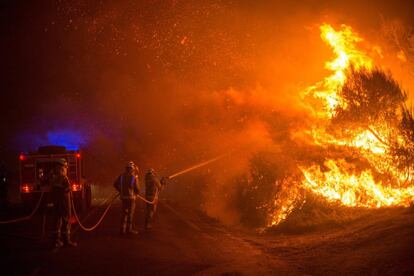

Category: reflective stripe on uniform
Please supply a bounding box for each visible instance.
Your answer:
[119,174,137,199]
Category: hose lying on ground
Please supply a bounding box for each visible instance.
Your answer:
[71,192,118,232]
[0,192,45,224]
[72,189,158,232]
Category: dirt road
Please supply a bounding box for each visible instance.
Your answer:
[0,198,289,275]
[1,198,413,275]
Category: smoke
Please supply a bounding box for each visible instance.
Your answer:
[1,0,414,225]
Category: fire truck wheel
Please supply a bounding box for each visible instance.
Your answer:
[21,194,37,212]
[22,200,34,212]
[85,185,92,208]
[74,197,86,213]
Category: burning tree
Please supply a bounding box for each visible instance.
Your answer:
[299,24,414,210]
[396,108,414,175]
[332,67,414,184]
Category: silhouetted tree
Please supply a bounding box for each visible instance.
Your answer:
[332,67,414,182]
[333,67,406,131]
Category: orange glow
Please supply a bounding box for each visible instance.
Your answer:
[76,153,81,159]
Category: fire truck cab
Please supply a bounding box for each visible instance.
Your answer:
[20,145,92,212]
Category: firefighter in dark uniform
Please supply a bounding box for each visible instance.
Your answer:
[114,161,140,235]
[52,159,77,248]
[144,168,167,229]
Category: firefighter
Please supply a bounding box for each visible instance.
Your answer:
[144,168,168,230]
[51,159,77,248]
[114,161,140,235]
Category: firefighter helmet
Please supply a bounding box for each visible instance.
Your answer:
[127,161,135,168]
[56,159,68,167]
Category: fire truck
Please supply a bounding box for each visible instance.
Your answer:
[19,145,92,212]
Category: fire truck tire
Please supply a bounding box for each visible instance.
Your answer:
[85,185,92,208]
[74,196,86,213]
[21,194,36,212]
[22,200,34,212]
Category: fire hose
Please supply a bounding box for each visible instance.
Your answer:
[0,192,45,224]
[137,153,228,204]
[135,191,159,205]
[116,154,226,207]
[134,153,228,205]
[72,190,158,232]
[71,192,118,232]
[168,153,228,179]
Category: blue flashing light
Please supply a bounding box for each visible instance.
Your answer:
[17,128,90,152]
[46,130,88,150]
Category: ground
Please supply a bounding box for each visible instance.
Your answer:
[1,194,414,275]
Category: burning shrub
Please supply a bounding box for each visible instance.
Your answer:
[237,152,281,227]
[235,151,304,227]
[270,192,372,233]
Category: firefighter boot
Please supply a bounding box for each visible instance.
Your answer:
[145,210,154,230]
[54,230,64,248]
[65,236,78,247]
[120,222,127,235]
[127,224,139,235]
[65,232,78,247]
[54,239,64,249]
[66,240,78,247]
[54,239,63,248]
[128,229,139,235]
[145,219,153,230]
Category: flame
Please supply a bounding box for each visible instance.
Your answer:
[269,177,304,226]
[309,127,388,154]
[301,159,414,208]
[269,24,414,226]
[306,24,373,118]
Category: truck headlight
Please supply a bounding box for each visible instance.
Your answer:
[21,184,34,193]
[71,183,82,192]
